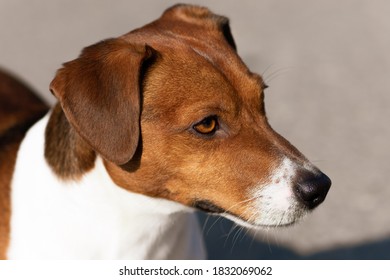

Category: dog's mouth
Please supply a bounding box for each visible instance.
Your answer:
[192,198,309,228]
[193,200,226,214]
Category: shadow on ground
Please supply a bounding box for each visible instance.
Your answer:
[198,213,390,260]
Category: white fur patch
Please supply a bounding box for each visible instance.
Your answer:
[8,114,206,259]
[247,158,308,227]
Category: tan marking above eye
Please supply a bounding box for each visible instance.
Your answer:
[193,116,218,135]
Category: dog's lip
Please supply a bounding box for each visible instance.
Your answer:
[193,199,308,228]
[219,211,306,229]
[193,200,226,214]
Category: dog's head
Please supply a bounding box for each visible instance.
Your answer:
[49,4,331,227]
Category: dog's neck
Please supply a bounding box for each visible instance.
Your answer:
[7,110,205,259]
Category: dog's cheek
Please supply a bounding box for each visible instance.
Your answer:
[176,138,279,218]
[160,146,239,209]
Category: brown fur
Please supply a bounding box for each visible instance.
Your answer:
[0,69,48,259]
[44,104,96,180]
[49,40,155,165]
[48,4,308,222]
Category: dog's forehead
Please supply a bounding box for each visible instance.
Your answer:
[117,4,269,128]
[121,5,265,99]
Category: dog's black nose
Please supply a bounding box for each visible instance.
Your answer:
[293,170,331,209]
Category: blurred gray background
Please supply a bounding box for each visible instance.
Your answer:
[1,0,390,259]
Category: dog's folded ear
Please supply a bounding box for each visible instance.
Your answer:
[50,39,156,165]
[161,4,237,51]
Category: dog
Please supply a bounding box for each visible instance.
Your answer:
[0,4,331,259]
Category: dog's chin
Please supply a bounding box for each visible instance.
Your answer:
[193,195,309,228]
[219,206,309,229]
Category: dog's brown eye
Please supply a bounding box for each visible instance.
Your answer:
[193,116,219,135]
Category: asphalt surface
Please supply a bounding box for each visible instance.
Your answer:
[1,0,390,259]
